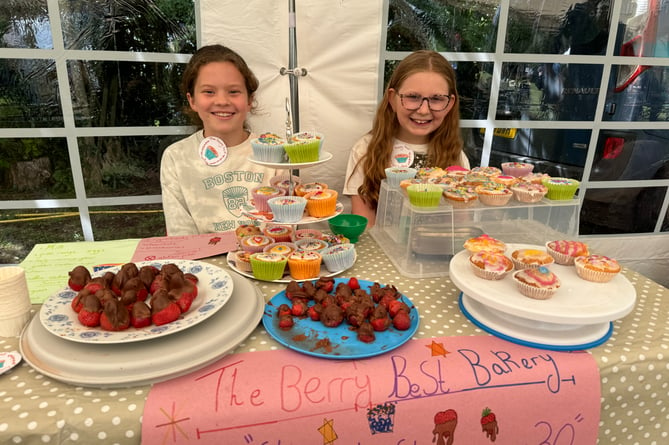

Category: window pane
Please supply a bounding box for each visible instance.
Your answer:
[615,1,669,58]
[59,0,196,52]
[90,204,165,240]
[0,59,63,128]
[604,66,669,122]
[79,135,183,198]
[68,60,187,127]
[507,0,610,55]
[386,0,499,52]
[580,186,667,234]
[464,128,588,180]
[590,130,669,182]
[456,62,493,120]
[0,138,74,199]
[0,208,82,263]
[0,0,52,49]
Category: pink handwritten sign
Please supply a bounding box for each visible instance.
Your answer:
[142,335,600,444]
[130,232,238,262]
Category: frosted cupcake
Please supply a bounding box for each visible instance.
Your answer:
[510,248,554,270]
[445,165,470,180]
[294,228,323,240]
[510,182,548,203]
[320,243,356,272]
[443,186,478,208]
[542,177,580,200]
[251,133,287,163]
[295,182,328,197]
[252,186,285,213]
[469,251,514,280]
[513,266,561,300]
[295,238,329,252]
[240,235,274,253]
[267,196,307,223]
[416,167,446,180]
[270,174,301,195]
[474,183,513,206]
[463,234,506,254]
[406,184,443,208]
[545,240,589,265]
[263,224,293,242]
[289,131,324,154]
[501,162,534,178]
[470,166,502,177]
[574,255,621,283]
[287,250,323,280]
[249,253,288,281]
[384,167,418,188]
[284,132,322,163]
[233,250,253,273]
[304,189,338,218]
[262,242,297,257]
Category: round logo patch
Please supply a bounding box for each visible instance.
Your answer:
[199,136,228,166]
[391,143,414,167]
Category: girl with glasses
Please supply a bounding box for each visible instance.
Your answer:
[343,50,470,226]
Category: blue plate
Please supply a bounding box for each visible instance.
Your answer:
[262,278,419,359]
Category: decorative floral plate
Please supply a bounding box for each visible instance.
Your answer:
[39,259,234,344]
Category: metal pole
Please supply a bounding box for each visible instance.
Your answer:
[288,0,300,133]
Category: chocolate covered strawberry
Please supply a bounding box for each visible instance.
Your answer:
[169,278,197,314]
[357,320,376,343]
[433,409,458,445]
[392,309,412,331]
[68,265,91,291]
[77,293,101,327]
[100,298,130,331]
[481,407,499,442]
[130,301,152,329]
[151,289,181,326]
[278,314,294,330]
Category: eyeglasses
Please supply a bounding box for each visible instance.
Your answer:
[398,93,452,111]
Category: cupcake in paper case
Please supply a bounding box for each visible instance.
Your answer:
[574,254,621,283]
[263,224,293,242]
[284,134,321,163]
[267,196,307,223]
[470,166,502,177]
[510,182,548,203]
[235,224,262,242]
[294,228,323,241]
[474,183,513,206]
[295,182,328,197]
[461,172,491,187]
[510,248,554,270]
[287,250,323,280]
[295,238,329,252]
[251,133,287,163]
[545,240,589,265]
[416,167,446,180]
[232,250,253,273]
[406,184,443,208]
[513,266,561,300]
[445,165,470,179]
[469,251,514,280]
[270,174,302,195]
[249,252,288,281]
[443,186,478,208]
[399,178,425,194]
[542,177,580,200]
[251,185,285,213]
[320,243,356,272]
[463,234,506,254]
[384,167,417,188]
[521,172,551,184]
[240,235,274,253]
[289,131,324,154]
[304,189,338,218]
[501,162,534,178]
[321,233,350,245]
[491,175,518,187]
[263,242,297,257]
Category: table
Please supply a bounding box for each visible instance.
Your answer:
[1,233,667,444]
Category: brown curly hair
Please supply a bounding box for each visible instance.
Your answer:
[351,50,465,209]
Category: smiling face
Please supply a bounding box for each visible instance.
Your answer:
[187,61,252,146]
[388,71,454,144]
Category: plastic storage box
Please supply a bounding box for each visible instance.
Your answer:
[370,180,580,278]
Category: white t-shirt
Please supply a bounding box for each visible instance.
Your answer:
[160,130,276,235]
[343,133,470,195]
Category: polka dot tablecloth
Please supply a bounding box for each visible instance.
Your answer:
[1,234,668,444]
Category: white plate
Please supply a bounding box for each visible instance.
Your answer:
[0,351,22,375]
[39,259,233,344]
[242,202,343,224]
[449,243,636,325]
[20,273,264,388]
[248,151,333,169]
[226,251,356,283]
[459,293,612,350]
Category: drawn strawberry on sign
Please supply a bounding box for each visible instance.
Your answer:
[481,407,499,442]
[208,236,222,245]
[432,409,457,445]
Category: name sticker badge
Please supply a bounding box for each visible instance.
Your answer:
[199,136,228,166]
[391,143,414,167]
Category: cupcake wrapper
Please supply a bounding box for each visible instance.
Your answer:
[514,280,557,300]
[407,185,443,208]
[471,264,512,280]
[284,141,320,163]
[288,259,322,280]
[510,257,553,270]
[575,264,618,283]
[250,257,288,281]
[232,252,253,273]
[478,193,513,206]
[385,168,418,188]
[306,195,338,218]
[294,229,323,240]
[253,191,284,213]
[321,245,356,272]
[252,143,287,163]
[545,187,579,200]
[512,189,546,203]
[268,198,307,223]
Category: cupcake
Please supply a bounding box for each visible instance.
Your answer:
[320,243,356,272]
[384,167,418,188]
[399,178,425,194]
[235,224,262,241]
[284,133,322,163]
[263,242,297,257]
[321,233,350,245]
[443,186,478,208]
[431,175,460,189]
[474,183,513,206]
[295,238,329,252]
[289,131,324,154]
[492,175,518,187]
[542,177,580,200]
[461,172,491,187]
[522,172,550,184]
[510,182,548,203]
[294,182,328,197]
[416,167,446,180]
[251,133,287,162]
[287,250,323,280]
[469,251,514,280]
[406,184,443,208]
[445,165,470,180]
[294,228,323,240]
[232,250,253,273]
[470,166,502,177]
[240,235,274,253]
[510,248,555,270]
[574,255,621,283]
[304,189,338,218]
[263,224,294,242]
[249,252,288,281]
[270,174,302,195]
[252,185,285,212]
[463,234,506,254]
[513,266,561,300]
[267,196,307,223]
[545,240,589,265]
[501,162,534,178]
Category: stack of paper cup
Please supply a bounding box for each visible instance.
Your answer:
[0,266,33,337]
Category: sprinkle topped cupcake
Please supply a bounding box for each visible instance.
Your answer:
[471,166,502,177]
[463,234,506,254]
[513,266,561,300]
[510,182,548,203]
[287,250,323,280]
[385,167,417,187]
[501,162,534,178]
[542,177,580,200]
[267,196,307,223]
[443,186,478,208]
[251,133,287,163]
[252,186,285,212]
[295,182,328,197]
[474,183,513,206]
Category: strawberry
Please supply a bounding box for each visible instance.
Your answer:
[291,299,309,317]
[78,308,101,327]
[434,409,457,424]
[315,277,334,293]
[347,277,360,290]
[71,289,90,313]
[277,303,292,317]
[278,314,294,330]
[356,321,375,343]
[370,316,391,332]
[67,265,91,291]
[149,274,165,295]
[481,407,498,442]
[100,299,130,331]
[387,299,410,318]
[392,310,412,330]
[83,280,105,295]
[184,272,199,285]
[481,407,496,425]
[152,301,181,326]
[307,304,321,321]
[130,301,151,329]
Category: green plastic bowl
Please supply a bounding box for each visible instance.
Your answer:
[328,214,368,243]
